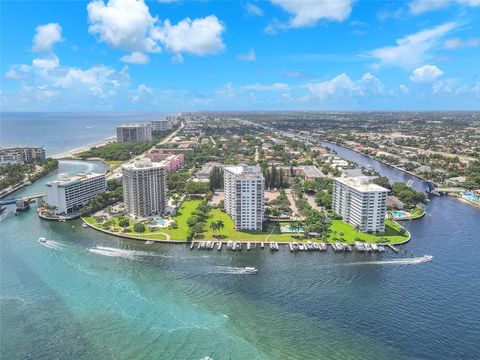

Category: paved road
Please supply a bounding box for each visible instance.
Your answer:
[107,122,185,180]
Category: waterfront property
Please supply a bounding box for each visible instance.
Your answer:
[84,199,409,244]
[0,146,46,166]
[122,158,168,217]
[333,176,389,233]
[116,124,152,143]
[224,165,265,231]
[45,172,107,215]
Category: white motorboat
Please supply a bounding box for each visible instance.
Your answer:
[243,267,258,274]
[82,223,88,228]
[145,241,154,245]
[38,237,47,243]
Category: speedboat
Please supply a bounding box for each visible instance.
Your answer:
[145,241,154,245]
[82,223,88,228]
[243,267,258,274]
[38,237,47,243]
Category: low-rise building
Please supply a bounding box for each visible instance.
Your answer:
[195,162,222,182]
[45,172,107,215]
[332,176,389,233]
[122,158,167,217]
[145,150,184,171]
[116,124,152,143]
[294,166,325,180]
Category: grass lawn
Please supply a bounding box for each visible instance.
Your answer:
[409,207,425,219]
[84,199,202,241]
[328,219,409,244]
[84,200,409,244]
[203,209,296,242]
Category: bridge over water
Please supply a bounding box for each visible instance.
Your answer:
[0,193,46,206]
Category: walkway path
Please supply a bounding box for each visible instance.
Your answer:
[285,189,302,220]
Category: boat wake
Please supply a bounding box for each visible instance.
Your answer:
[211,266,257,275]
[39,239,66,250]
[342,255,433,266]
[88,246,158,259]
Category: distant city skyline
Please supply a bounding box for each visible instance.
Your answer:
[1,0,480,111]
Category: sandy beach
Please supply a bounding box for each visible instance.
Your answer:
[51,136,116,159]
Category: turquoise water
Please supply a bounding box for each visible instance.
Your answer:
[391,211,408,217]
[280,226,304,233]
[155,219,168,226]
[463,193,478,202]
[2,161,480,359]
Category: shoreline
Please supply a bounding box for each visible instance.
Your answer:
[51,135,116,159]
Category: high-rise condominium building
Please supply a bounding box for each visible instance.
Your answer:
[224,165,265,231]
[116,124,152,143]
[151,119,171,132]
[45,173,107,215]
[332,176,389,233]
[122,158,167,217]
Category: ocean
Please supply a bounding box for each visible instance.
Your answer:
[0,112,170,156]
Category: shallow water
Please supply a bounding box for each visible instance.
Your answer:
[1,160,480,359]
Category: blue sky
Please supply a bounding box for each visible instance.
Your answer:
[1,0,480,111]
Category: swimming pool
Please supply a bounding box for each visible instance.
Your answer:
[281,226,304,233]
[391,211,407,217]
[463,193,479,202]
[155,219,168,226]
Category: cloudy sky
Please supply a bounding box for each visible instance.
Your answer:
[1,0,480,111]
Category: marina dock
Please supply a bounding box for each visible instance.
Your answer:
[189,241,402,255]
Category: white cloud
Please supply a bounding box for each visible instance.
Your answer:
[153,15,225,56]
[305,72,385,99]
[432,80,453,94]
[245,2,263,16]
[369,22,457,69]
[443,37,479,49]
[399,84,410,95]
[243,82,289,91]
[409,0,480,15]
[132,83,153,102]
[120,52,150,64]
[237,49,256,61]
[6,64,32,79]
[410,65,444,82]
[87,0,226,62]
[270,0,354,28]
[87,0,160,53]
[32,23,62,52]
[32,55,60,69]
[359,72,384,95]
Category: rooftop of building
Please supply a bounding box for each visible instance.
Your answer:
[122,158,168,170]
[117,123,150,128]
[224,165,263,177]
[334,176,389,193]
[46,172,105,187]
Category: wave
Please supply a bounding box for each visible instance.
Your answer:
[341,255,433,266]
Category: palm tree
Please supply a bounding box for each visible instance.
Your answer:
[217,220,225,235]
[210,221,219,237]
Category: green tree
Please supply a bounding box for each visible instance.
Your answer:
[134,222,146,233]
[119,217,130,229]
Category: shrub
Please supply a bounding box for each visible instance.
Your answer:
[134,222,146,233]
